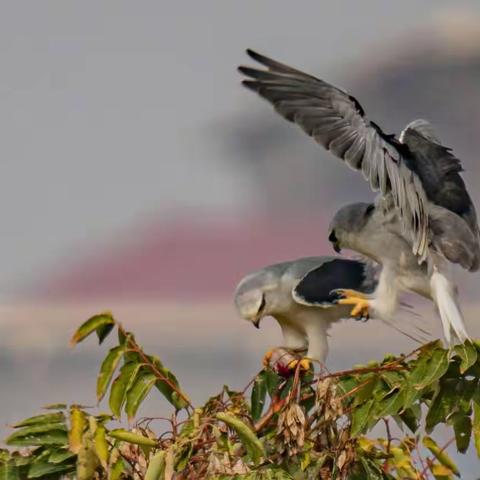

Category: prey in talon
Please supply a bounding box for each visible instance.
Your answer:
[234,256,377,366]
[262,347,311,376]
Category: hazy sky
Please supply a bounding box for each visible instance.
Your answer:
[0,0,479,294]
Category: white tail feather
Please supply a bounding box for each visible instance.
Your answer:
[430,270,470,344]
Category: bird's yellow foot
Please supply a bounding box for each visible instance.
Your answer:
[333,289,370,319]
[287,358,311,371]
[287,357,312,372]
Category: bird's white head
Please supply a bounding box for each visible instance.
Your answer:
[234,270,277,328]
[328,202,376,255]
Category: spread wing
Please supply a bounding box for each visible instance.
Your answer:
[239,49,429,260]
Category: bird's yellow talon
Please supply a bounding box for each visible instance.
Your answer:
[287,358,311,371]
[335,289,370,318]
[334,289,368,300]
[350,299,370,317]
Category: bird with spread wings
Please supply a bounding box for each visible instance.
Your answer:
[238,49,479,344]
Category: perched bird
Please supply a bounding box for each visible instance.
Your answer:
[239,50,479,344]
[234,256,376,364]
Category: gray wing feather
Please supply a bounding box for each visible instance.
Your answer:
[400,119,440,144]
[239,50,429,260]
[429,205,480,271]
[401,120,479,245]
[400,121,471,213]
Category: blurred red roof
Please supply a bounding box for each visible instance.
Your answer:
[39,214,333,300]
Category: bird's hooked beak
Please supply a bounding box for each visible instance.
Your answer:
[328,230,341,253]
[252,293,266,329]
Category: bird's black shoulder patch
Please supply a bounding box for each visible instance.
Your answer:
[293,259,371,306]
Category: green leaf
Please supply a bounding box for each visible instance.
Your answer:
[451,411,472,454]
[425,379,458,433]
[13,412,65,428]
[110,456,126,480]
[125,372,157,421]
[401,379,423,411]
[48,449,76,464]
[279,376,295,401]
[398,407,420,434]
[337,375,357,397]
[352,375,378,406]
[454,341,478,373]
[153,364,189,410]
[148,355,189,409]
[109,429,157,447]
[70,312,115,346]
[175,443,193,471]
[0,463,22,480]
[373,389,405,419]
[97,346,125,402]
[460,377,477,407]
[94,425,109,469]
[359,457,383,480]
[412,349,449,390]
[6,423,67,445]
[6,430,68,447]
[27,462,73,479]
[265,368,281,396]
[423,436,459,476]
[96,323,115,345]
[109,362,142,418]
[42,403,67,410]
[350,399,374,437]
[76,431,98,480]
[145,450,166,480]
[474,392,480,458]
[68,407,86,454]
[381,371,404,391]
[251,372,268,422]
[216,412,265,465]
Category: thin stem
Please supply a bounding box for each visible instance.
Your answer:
[119,323,193,409]
[419,436,455,478]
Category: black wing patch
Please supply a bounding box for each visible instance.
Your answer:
[293,259,373,306]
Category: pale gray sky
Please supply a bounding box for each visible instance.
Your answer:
[0,0,478,293]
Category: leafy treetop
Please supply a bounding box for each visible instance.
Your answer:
[1,312,480,479]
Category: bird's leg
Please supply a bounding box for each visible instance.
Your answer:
[333,288,370,319]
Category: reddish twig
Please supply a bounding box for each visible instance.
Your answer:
[119,324,193,409]
[419,436,455,479]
